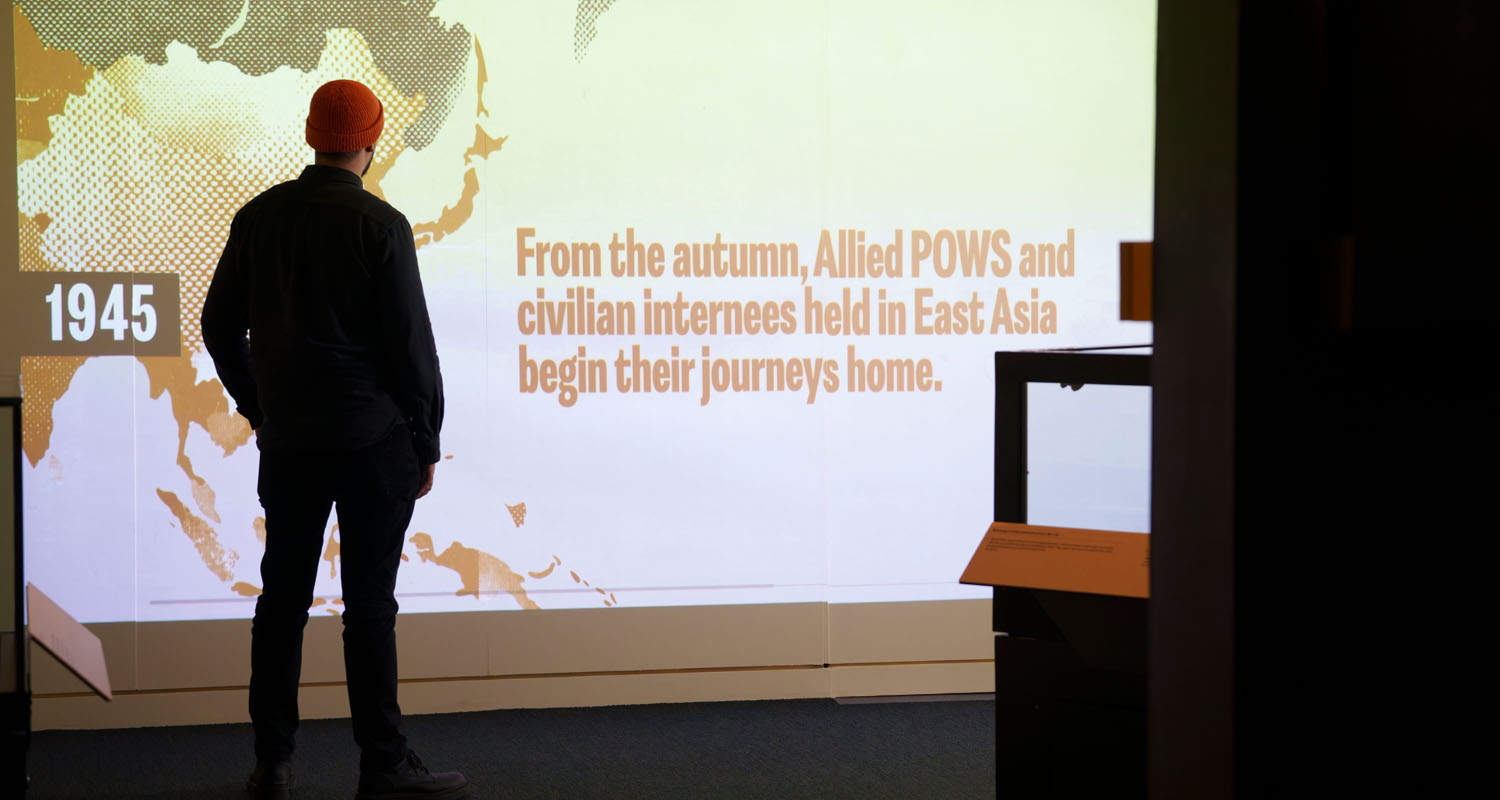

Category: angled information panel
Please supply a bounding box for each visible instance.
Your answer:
[26,583,111,701]
[961,521,1148,598]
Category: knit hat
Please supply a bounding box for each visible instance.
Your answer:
[305,79,385,152]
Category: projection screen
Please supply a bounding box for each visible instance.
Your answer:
[10,0,1155,626]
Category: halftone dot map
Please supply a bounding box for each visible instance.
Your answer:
[15,0,569,618]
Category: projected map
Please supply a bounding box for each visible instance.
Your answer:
[13,0,1157,623]
[15,0,605,618]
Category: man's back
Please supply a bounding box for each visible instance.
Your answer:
[202,164,442,462]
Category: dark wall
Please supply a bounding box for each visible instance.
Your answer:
[1152,2,1496,797]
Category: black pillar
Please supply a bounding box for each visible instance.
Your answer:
[1152,2,1496,796]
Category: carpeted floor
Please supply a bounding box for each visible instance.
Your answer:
[25,697,996,799]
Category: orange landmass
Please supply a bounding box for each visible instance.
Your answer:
[232,582,262,597]
[464,125,506,165]
[141,355,251,456]
[16,215,89,468]
[324,526,341,578]
[412,168,480,248]
[19,356,88,467]
[157,488,238,582]
[409,532,539,609]
[506,501,526,527]
[139,355,252,522]
[404,37,507,249]
[475,39,489,117]
[17,213,51,271]
[190,477,222,524]
[13,6,95,164]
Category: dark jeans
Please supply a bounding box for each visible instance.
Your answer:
[250,422,421,771]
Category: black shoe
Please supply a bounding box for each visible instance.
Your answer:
[356,749,469,799]
[247,760,293,798]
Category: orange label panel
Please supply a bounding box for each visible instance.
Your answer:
[27,582,113,700]
[961,521,1149,598]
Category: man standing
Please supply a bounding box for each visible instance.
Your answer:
[202,79,467,799]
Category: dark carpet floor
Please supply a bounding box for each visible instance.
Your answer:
[25,697,996,799]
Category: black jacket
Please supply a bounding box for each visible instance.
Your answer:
[202,165,443,464]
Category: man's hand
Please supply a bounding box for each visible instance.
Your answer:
[417,462,436,499]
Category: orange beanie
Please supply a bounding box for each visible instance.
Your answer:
[305,79,385,152]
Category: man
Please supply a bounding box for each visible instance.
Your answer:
[202,78,467,799]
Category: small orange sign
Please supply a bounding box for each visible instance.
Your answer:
[961,522,1149,598]
[1119,241,1153,321]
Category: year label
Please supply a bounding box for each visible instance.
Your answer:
[13,273,180,357]
[45,282,159,343]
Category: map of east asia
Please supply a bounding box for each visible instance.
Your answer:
[14,1,613,620]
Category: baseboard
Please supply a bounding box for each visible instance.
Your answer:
[33,659,995,730]
[829,660,995,698]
